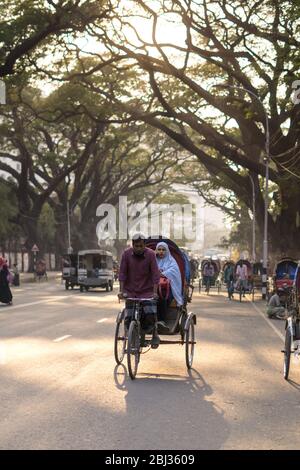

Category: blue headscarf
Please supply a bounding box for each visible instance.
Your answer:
[156,242,183,306]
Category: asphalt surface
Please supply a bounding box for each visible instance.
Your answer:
[0,279,299,450]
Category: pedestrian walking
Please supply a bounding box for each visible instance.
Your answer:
[0,257,13,306]
[12,263,20,286]
[224,263,235,299]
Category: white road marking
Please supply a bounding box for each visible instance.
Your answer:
[97,318,108,323]
[0,342,6,364]
[248,297,285,342]
[0,295,73,312]
[53,335,72,343]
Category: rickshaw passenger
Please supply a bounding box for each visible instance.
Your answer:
[155,242,183,325]
[118,234,160,348]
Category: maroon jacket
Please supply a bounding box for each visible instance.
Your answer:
[119,247,160,298]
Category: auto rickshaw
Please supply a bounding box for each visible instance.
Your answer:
[78,249,114,292]
[61,253,78,290]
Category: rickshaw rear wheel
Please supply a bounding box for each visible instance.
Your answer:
[114,317,127,365]
[127,321,140,380]
[185,317,195,369]
[65,281,69,290]
[284,328,292,380]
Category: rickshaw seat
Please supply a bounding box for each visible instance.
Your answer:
[157,306,183,335]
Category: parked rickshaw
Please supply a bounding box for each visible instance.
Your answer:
[114,237,196,380]
[273,257,298,290]
[78,250,114,292]
[270,257,298,307]
[199,258,221,294]
[61,253,78,290]
[234,259,253,301]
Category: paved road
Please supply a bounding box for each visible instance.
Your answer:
[0,280,299,450]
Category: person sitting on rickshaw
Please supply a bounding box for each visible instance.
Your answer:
[203,262,215,292]
[118,233,160,348]
[155,242,183,327]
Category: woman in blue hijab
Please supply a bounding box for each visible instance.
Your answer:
[156,242,183,307]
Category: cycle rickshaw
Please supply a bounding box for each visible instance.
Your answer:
[273,257,298,291]
[234,259,253,301]
[282,262,300,379]
[199,259,221,294]
[269,257,298,309]
[35,259,48,282]
[114,237,196,380]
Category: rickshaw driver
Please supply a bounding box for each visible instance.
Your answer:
[118,233,161,348]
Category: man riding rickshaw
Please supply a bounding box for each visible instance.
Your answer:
[35,259,48,282]
[114,234,196,379]
[199,259,221,294]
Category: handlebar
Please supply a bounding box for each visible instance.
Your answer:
[123,297,156,301]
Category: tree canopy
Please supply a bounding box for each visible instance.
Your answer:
[1,0,300,260]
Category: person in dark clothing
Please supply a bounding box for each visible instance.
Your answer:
[0,257,13,305]
[118,233,160,348]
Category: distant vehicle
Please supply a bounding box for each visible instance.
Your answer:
[61,253,78,290]
[78,250,114,292]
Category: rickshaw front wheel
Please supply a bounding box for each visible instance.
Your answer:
[185,317,195,369]
[114,317,127,365]
[127,321,140,380]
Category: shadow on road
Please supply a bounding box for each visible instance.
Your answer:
[113,365,229,450]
